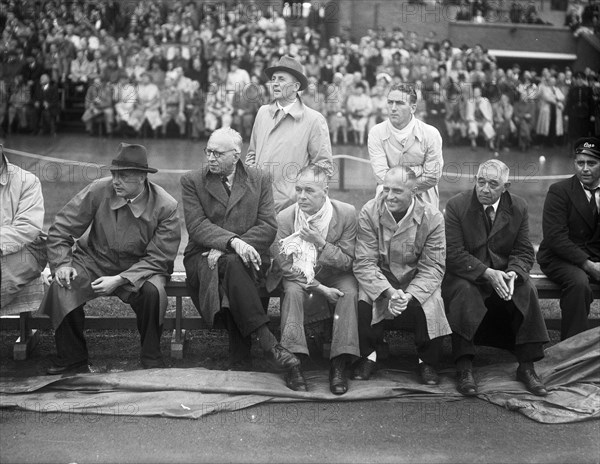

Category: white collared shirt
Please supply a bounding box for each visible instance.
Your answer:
[276,99,297,115]
[386,197,415,225]
[482,197,501,216]
[580,181,600,210]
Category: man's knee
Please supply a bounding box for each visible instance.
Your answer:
[139,281,160,300]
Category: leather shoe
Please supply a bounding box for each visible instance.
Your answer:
[266,344,300,371]
[285,365,308,392]
[329,359,348,395]
[351,358,377,381]
[456,369,478,396]
[517,367,548,396]
[419,363,439,385]
[46,360,89,375]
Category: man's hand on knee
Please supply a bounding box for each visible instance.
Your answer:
[91,275,127,296]
[316,284,344,305]
[55,266,78,289]
[202,248,224,270]
[230,238,261,271]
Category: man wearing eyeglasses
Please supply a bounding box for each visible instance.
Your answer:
[537,137,600,340]
[182,127,301,376]
[246,55,333,213]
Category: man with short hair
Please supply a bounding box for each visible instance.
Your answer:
[1,144,46,311]
[246,55,333,213]
[443,159,549,397]
[352,166,451,385]
[182,127,301,378]
[272,164,360,394]
[40,143,181,374]
[537,137,600,340]
[465,85,495,151]
[368,83,444,209]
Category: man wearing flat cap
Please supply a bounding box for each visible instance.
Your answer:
[246,55,333,213]
[39,143,181,374]
[538,137,600,340]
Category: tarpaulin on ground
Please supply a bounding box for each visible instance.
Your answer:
[1,329,598,423]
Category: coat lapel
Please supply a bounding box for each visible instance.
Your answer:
[205,172,229,208]
[488,194,512,240]
[467,189,489,236]
[225,164,248,215]
[325,210,338,242]
[568,176,596,230]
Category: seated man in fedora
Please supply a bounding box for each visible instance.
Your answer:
[246,55,333,213]
[537,137,600,340]
[271,164,360,395]
[182,127,301,378]
[39,143,181,374]
[442,159,549,396]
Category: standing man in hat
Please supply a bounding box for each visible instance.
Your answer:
[368,83,444,209]
[246,55,333,213]
[39,143,181,374]
[537,137,600,340]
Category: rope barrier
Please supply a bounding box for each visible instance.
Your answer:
[3,147,572,181]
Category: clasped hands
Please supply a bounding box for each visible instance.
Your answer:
[484,268,517,301]
[386,288,412,317]
[53,266,126,295]
[202,237,261,271]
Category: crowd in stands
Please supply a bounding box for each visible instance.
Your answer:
[0,0,599,149]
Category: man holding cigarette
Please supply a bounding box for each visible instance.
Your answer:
[442,159,549,396]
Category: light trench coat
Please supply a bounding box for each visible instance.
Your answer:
[353,195,451,340]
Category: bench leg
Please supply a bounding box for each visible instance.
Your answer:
[170,296,186,359]
[13,312,40,361]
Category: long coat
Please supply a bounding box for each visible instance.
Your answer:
[181,162,277,325]
[442,189,549,345]
[537,175,600,267]
[368,118,443,209]
[536,83,565,137]
[39,178,181,328]
[353,195,451,340]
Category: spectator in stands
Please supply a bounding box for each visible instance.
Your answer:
[21,54,45,89]
[69,49,96,96]
[81,76,114,137]
[466,86,496,150]
[326,72,349,145]
[369,73,391,131]
[0,145,47,310]
[271,164,360,394]
[513,88,537,152]
[32,73,59,136]
[7,75,33,134]
[492,93,516,152]
[204,86,233,133]
[456,2,472,21]
[346,82,372,146]
[39,143,181,374]
[565,71,595,145]
[537,137,600,340]
[160,76,186,137]
[246,55,333,213]
[442,159,549,397]
[536,76,565,147]
[181,127,301,375]
[352,166,451,385]
[130,71,162,137]
[368,83,444,208]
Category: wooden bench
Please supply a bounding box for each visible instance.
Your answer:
[2,273,599,361]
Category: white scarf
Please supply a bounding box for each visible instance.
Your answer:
[279,197,333,284]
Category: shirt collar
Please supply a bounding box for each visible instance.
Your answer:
[276,98,297,114]
[385,197,415,225]
[0,154,8,186]
[269,97,304,120]
[109,183,149,218]
[482,197,501,213]
[580,180,600,193]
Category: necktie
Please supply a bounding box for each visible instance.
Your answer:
[485,205,495,232]
[221,176,231,196]
[587,187,598,220]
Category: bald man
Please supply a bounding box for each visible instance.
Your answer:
[443,159,549,397]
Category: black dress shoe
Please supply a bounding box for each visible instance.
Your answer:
[419,363,439,385]
[516,367,548,396]
[351,358,377,381]
[46,360,89,375]
[329,358,348,395]
[456,369,478,396]
[266,344,300,371]
[285,365,308,392]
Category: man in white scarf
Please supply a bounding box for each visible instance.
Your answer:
[273,165,360,395]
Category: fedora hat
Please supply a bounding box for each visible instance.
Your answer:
[109,143,158,173]
[264,55,308,91]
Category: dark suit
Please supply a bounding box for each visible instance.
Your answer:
[32,81,60,134]
[442,189,549,362]
[537,176,600,339]
[181,161,277,362]
[565,85,594,141]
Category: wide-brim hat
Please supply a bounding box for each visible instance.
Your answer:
[573,137,600,160]
[109,143,158,173]
[264,55,308,91]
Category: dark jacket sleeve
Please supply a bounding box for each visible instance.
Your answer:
[506,198,534,279]
[541,183,590,265]
[444,195,488,281]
